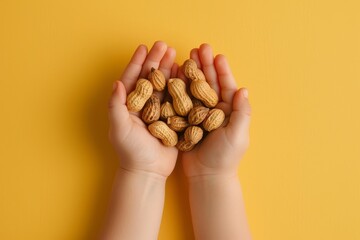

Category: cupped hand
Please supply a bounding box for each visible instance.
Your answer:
[179,44,252,178]
[108,41,179,178]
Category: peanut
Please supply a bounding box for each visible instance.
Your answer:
[184,126,203,144]
[183,59,206,81]
[148,67,166,91]
[176,137,195,152]
[160,102,176,120]
[142,94,160,124]
[188,106,210,125]
[126,79,153,112]
[167,78,193,116]
[167,116,189,132]
[184,59,219,108]
[148,121,178,147]
[190,79,219,108]
[176,126,203,152]
[203,108,225,132]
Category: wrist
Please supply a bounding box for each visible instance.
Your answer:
[104,166,167,239]
[182,155,240,180]
[187,172,239,186]
[118,166,168,184]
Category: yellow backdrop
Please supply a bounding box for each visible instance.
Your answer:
[1,0,359,239]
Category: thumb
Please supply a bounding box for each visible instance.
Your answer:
[226,88,251,145]
[108,81,131,129]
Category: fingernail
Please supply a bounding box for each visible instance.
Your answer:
[242,88,248,98]
[112,81,118,91]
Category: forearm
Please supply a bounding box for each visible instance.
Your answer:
[188,174,251,240]
[101,167,166,240]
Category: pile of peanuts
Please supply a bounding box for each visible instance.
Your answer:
[126,59,225,151]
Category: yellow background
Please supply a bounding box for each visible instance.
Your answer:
[1,0,359,239]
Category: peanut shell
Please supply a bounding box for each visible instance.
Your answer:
[184,126,203,144]
[167,78,193,116]
[203,108,225,132]
[190,79,219,108]
[160,102,176,120]
[142,94,160,124]
[148,121,178,147]
[176,137,195,152]
[183,59,206,81]
[188,106,210,125]
[126,79,153,112]
[167,116,189,132]
[148,67,166,91]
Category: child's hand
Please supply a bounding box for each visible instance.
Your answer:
[108,41,179,178]
[179,44,251,179]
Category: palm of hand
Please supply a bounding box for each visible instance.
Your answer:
[181,105,245,178]
[117,113,178,177]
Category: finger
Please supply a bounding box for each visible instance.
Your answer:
[214,54,238,104]
[139,41,168,78]
[177,64,186,80]
[177,64,189,85]
[121,44,148,93]
[226,88,251,145]
[159,47,176,80]
[190,48,202,68]
[171,63,179,78]
[108,81,131,130]
[198,43,220,96]
[216,101,232,117]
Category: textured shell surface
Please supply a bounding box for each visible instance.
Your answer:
[184,59,205,81]
[142,94,160,124]
[184,126,203,144]
[160,101,176,120]
[190,79,218,108]
[126,79,153,112]
[188,106,210,125]
[168,78,193,116]
[148,121,178,146]
[203,108,225,131]
[167,116,189,132]
[148,68,166,91]
[176,138,195,152]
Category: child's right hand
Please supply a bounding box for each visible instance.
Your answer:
[108,41,179,179]
[179,44,252,179]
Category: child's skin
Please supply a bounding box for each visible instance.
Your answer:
[102,41,252,240]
